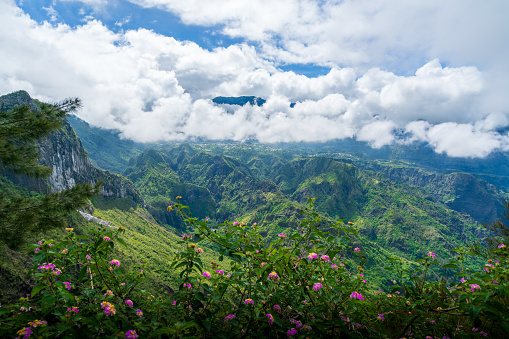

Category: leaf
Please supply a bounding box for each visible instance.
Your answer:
[78,266,87,281]
[31,283,48,297]
[117,237,127,247]
[468,305,481,320]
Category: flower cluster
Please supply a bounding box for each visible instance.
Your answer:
[135,309,143,318]
[350,292,364,300]
[307,252,318,260]
[181,233,193,240]
[428,252,436,259]
[38,263,61,275]
[244,299,254,305]
[268,271,279,281]
[100,302,116,316]
[266,313,274,325]
[67,307,79,313]
[125,330,138,339]
[202,271,211,278]
[110,259,121,268]
[313,282,323,291]
[224,314,236,322]
[125,300,133,308]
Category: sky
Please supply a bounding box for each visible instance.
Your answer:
[1,0,509,157]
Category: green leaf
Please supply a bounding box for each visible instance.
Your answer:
[78,266,87,281]
[31,283,48,297]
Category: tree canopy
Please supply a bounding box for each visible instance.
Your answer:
[0,98,100,247]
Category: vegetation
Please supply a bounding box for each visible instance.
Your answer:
[0,199,508,338]
[0,98,100,247]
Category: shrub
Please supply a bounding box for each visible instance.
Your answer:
[0,198,508,338]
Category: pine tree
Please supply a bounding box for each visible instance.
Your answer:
[0,98,100,247]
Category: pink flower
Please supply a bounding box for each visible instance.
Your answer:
[215,270,224,275]
[67,306,79,313]
[266,313,274,325]
[110,259,121,268]
[320,255,330,261]
[136,309,143,318]
[332,264,338,269]
[63,282,71,290]
[498,244,505,249]
[62,249,68,254]
[287,328,298,337]
[125,300,133,308]
[100,302,116,316]
[244,299,254,305]
[268,271,279,281]
[224,314,236,322]
[202,271,211,278]
[34,248,40,253]
[233,222,239,226]
[354,247,360,253]
[313,283,323,291]
[195,248,204,254]
[378,314,384,321]
[470,284,481,292]
[125,330,138,339]
[86,254,92,260]
[307,252,318,260]
[103,237,111,241]
[278,233,286,239]
[428,252,436,259]
[350,292,364,300]
[273,304,281,312]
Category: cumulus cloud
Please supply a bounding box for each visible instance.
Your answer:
[1,0,509,158]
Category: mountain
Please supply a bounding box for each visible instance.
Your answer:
[121,143,486,288]
[0,91,198,303]
[67,114,146,174]
[212,96,266,106]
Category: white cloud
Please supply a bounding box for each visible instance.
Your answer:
[1,1,509,158]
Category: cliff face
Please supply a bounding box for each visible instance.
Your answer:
[0,90,144,205]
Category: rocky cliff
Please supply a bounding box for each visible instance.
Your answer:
[0,90,144,206]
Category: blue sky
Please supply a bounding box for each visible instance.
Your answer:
[2,0,509,157]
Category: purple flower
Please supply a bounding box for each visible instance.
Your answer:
[278,233,286,239]
[268,271,279,281]
[313,282,323,291]
[470,284,481,292]
[354,247,360,253]
[67,306,79,313]
[215,269,224,275]
[320,255,330,261]
[244,299,254,305]
[125,300,133,308]
[100,302,116,316]
[63,282,71,290]
[307,252,318,260]
[136,309,143,318]
[103,237,111,241]
[428,252,436,259]
[287,328,298,337]
[350,292,364,300]
[110,259,121,268]
[378,314,385,321]
[34,247,40,253]
[498,244,505,249]
[266,313,274,325]
[202,271,211,278]
[332,264,338,269]
[273,304,281,312]
[224,314,236,322]
[125,330,138,339]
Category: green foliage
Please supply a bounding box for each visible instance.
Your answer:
[0,99,101,248]
[1,200,508,338]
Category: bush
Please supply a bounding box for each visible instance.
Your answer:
[1,198,508,338]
